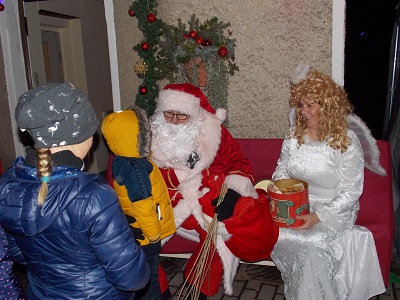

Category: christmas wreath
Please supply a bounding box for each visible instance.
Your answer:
[129,0,238,117]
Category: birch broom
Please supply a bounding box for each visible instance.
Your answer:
[177,184,228,299]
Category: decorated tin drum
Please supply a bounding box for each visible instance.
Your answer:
[267,178,309,227]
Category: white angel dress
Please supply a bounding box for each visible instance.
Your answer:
[271,129,385,300]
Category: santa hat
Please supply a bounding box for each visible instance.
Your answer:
[157,83,226,122]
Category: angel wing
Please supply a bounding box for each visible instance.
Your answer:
[289,109,386,175]
[347,114,387,176]
[290,61,310,85]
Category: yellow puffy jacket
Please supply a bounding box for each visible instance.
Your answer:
[102,109,175,246]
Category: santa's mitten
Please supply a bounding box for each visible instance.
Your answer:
[211,188,241,221]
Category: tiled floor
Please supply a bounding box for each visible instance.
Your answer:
[161,257,400,300]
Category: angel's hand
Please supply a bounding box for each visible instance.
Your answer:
[292,213,320,230]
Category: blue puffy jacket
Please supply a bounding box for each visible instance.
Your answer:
[0,157,150,299]
[0,226,24,299]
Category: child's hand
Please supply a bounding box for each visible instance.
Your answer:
[130,226,145,242]
[126,215,146,242]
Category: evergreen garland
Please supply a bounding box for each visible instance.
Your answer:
[130,0,164,116]
[130,1,238,118]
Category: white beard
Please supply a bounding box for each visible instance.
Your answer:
[150,113,204,170]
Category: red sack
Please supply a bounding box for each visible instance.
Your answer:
[223,190,279,262]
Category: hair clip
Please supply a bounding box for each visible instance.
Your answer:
[41,176,50,183]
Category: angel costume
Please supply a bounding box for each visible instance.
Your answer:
[271,129,385,300]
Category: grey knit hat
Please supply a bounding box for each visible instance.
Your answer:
[15,83,99,149]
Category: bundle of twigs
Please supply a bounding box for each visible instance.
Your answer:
[177,184,228,299]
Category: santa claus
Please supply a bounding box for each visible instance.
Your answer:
[150,83,278,298]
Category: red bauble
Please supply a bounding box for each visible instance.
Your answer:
[147,13,156,23]
[189,31,198,39]
[141,42,150,51]
[202,39,212,47]
[139,86,148,95]
[183,34,190,39]
[218,46,228,57]
[0,4,4,11]
[128,9,135,17]
[196,37,204,45]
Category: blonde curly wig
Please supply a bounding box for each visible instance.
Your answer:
[289,70,353,152]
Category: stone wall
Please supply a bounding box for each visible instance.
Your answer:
[114,0,332,138]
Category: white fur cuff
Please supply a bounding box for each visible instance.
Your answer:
[225,174,258,198]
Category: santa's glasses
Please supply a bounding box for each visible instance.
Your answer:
[163,111,189,120]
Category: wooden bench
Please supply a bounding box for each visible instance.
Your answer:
[160,138,395,285]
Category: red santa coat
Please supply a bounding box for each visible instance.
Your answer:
[155,117,278,295]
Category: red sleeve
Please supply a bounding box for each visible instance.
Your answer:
[210,126,255,184]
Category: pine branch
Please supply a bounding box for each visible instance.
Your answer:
[130,2,238,117]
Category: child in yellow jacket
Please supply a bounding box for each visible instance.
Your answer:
[102,106,176,300]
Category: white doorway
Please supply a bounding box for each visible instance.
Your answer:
[16,0,111,173]
[22,3,88,93]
